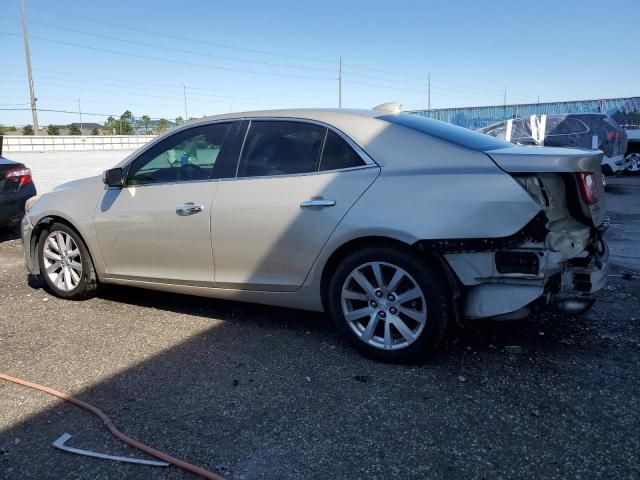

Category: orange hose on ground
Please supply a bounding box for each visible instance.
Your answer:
[0,372,224,480]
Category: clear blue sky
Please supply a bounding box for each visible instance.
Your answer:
[1,0,639,127]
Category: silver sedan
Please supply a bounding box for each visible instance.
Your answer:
[21,108,609,362]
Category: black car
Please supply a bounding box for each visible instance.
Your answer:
[0,155,37,229]
[480,113,628,175]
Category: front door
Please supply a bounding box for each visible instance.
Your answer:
[94,122,236,285]
[212,120,379,291]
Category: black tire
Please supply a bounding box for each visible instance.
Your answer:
[625,152,640,176]
[37,222,99,299]
[327,246,450,363]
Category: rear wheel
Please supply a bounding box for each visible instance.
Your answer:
[328,246,450,362]
[37,223,98,299]
[626,152,640,175]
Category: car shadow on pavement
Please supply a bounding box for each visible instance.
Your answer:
[1,280,638,480]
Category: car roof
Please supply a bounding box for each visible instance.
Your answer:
[185,108,387,125]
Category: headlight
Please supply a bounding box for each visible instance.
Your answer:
[25,195,41,211]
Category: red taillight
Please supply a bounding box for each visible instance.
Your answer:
[607,130,622,140]
[578,172,599,205]
[5,167,32,187]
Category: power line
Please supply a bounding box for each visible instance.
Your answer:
[27,6,336,65]
[3,17,337,74]
[0,66,330,101]
[5,9,537,101]
[0,33,336,82]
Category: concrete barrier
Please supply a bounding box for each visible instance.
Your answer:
[1,135,155,153]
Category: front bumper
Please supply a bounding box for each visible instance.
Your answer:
[601,154,625,175]
[21,212,37,275]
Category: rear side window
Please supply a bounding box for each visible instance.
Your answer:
[319,130,365,171]
[381,114,511,151]
[481,122,507,140]
[238,121,325,177]
[546,117,589,136]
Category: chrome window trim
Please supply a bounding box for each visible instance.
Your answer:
[219,163,378,182]
[122,116,379,185]
[238,116,377,166]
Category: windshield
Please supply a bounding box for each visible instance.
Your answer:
[379,114,512,152]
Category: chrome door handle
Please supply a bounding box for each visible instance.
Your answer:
[176,203,204,216]
[300,199,336,208]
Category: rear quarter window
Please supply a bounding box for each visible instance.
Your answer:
[381,114,511,151]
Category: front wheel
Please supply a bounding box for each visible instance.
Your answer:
[37,223,98,299]
[327,246,450,362]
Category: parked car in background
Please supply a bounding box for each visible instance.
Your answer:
[0,155,37,229]
[620,125,640,175]
[21,108,608,362]
[480,113,628,175]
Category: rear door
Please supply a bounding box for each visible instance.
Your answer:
[212,120,379,291]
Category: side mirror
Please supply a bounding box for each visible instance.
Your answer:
[102,167,125,187]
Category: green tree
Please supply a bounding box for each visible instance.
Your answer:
[175,116,184,125]
[103,116,117,135]
[68,124,82,135]
[91,127,99,135]
[22,124,34,135]
[47,124,60,135]
[141,114,151,134]
[118,110,134,135]
[155,118,170,133]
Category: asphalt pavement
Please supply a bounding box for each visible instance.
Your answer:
[0,176,638,480]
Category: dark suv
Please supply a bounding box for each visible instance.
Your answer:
[480,113,628,175]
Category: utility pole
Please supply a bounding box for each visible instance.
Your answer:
[427,73,431,112]
[503,87,507,107]
[20,0,38,133]
[78,99,83,135]
[183,84,189,119]
[338,56,342,108]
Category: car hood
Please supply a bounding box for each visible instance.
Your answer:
[486,146,603,173]
[53,175,103,192]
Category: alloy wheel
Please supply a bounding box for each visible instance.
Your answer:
[626,153,640,173]
[42,231,83,292]
[341,262,427,350]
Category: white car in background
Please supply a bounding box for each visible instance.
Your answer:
[481,113,628,176]
[622,126,640,175]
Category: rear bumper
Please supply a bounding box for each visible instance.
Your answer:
[446,232,609,319]
[0,183,36,226]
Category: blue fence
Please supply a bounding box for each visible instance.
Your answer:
[406,97,640,130]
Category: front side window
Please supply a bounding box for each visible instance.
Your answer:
[237,121,325,177]
[127,123,233,185]
[319,130,365,171]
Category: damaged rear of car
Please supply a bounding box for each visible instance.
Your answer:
[348,113,609,327]
[441,146,608,320]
